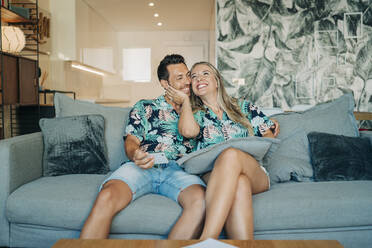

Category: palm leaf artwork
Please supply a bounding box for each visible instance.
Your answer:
[216,0,372,123]
[238,56,275,103]
[354,38,372,110]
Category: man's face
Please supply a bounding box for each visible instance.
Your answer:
[166,63,191,96]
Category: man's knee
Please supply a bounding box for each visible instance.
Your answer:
[178,184,205,211]
[96,180,132,213]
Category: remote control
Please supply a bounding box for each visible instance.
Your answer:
[149,152,169,164]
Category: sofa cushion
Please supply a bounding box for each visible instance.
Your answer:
[6,175,182,235]
[177,137,280,174]
[54,93,132,171]
[39,115,109,176]
[7,177,372,233]
[253,180,372,231]
[266,93,359,183]
[307,132,372,181]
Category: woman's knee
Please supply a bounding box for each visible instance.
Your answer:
[218,147,240,161]
[215,148,248,171]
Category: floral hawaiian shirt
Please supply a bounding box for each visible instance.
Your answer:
[124,95,197,160]
[194,99,274,149]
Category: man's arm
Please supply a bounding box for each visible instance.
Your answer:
[125,134,155,169]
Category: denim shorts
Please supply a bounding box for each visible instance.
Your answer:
[100,160,206,203]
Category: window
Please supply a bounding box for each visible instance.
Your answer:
[122,48,151,82]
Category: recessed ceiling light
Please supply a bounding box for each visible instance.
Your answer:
[154,13,159,17]
[148,2,154,7]
[157,22,162,26]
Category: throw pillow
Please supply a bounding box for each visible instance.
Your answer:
[177,137,280,175]
[266,93,359,183]
[39,115,109,176]
[307,132,372,181]
[54,93,132,171]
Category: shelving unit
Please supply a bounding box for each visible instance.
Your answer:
[1,0,39,139]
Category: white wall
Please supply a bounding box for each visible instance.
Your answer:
[48,0,120,100]
[46,0,215,106]
[114,31,210,105]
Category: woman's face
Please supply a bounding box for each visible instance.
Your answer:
[190,64,218,97]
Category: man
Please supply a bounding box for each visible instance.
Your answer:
[80,54,206,239]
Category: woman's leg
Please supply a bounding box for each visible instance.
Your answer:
[225,175,253,239]
[200,148,269,239]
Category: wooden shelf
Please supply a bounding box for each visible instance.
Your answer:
[1,6,33,23]
[354,112,372,121]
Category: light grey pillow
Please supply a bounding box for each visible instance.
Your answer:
[266,93,359,183]
[39,115,109,176]
[177,137,280,175]
[54,93,131,171]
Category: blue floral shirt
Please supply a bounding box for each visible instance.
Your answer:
[124,95,197,160]
[194,99,274,149]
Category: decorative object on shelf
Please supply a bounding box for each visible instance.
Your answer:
[38,12,50,42]
[25,11,50,45]
[39,70,48,90]
[9,4,29,19]
[1,0,9,8]
[1,26,26,53]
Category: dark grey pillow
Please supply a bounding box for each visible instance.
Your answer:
[39,115,109,176]
[307,132,372,181]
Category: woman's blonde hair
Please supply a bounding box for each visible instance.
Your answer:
[189,62,254,136]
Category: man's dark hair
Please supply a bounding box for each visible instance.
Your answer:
[157,54,186,81]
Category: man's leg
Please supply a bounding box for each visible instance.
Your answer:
[160,162,206,239]
[80,180,132,239]
[167,184,205,239]
[80,162,152,239]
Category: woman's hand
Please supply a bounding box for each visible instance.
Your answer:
[262,119,280,138]
[165,86,189,105]
[271,119,280,137]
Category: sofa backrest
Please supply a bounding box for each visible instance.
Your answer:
[54,93,132,171]
[265,93,359,183]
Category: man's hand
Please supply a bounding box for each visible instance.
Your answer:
[132,149,155,169]
[125,134,155,169]
[165,86,189,105]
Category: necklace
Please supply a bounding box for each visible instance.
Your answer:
[204,102,222,116]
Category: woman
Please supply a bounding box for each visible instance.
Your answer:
[165,62,279,239]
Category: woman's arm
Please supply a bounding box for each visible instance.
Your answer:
[166,86,200,138]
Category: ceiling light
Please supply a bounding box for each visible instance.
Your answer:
[157,22,162,26]
[148,2,154,7]
[154,13,159,17]
[70,61,105,76]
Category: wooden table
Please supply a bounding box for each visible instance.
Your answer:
[52,239,344,248]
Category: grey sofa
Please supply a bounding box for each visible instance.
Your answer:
[1,93,372,248]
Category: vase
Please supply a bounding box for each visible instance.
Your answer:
[1,26,26,54]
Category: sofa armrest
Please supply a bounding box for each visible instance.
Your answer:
[360,130,372,146]
[0,132,43,246]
